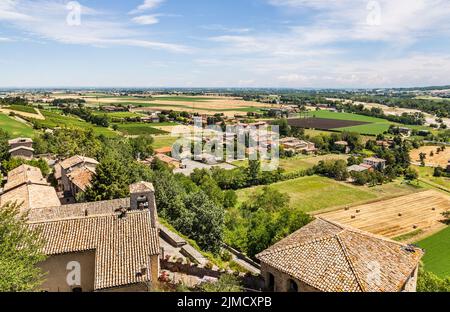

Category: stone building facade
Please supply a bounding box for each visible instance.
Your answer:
[28,182,160,292]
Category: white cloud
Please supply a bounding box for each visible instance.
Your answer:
[130,0,165,14]
[268,0,450,45]
[132,15,160,25]
[201,24,252,34]
[0,0,189,53]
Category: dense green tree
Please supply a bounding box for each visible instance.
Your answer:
[0,129,10,162]
[129,135,154,160]
[405,167,419,182]
[417,270,450,292]
[247,159,261,185]
[243,187,312,257]
[1,158,50,176]
[85,157,130,201]
[185,191,225,253]
[223,190,238,209]
[0,203,46,292]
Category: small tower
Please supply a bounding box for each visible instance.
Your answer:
[129,181,158,227]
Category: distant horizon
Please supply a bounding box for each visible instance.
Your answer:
[1,84,450,92]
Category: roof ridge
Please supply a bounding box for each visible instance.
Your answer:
[318,216,417,249]
[28,209,149,225]
[335,232,365,292]
[256,233,337,258]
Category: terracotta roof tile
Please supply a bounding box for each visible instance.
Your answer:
[29,210,159,290]
[256,218,423,292]
[60,156,99,170]
[67,167,95,191]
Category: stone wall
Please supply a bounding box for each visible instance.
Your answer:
[402,265,419,292]
[260,262,320,292]
[160,258,264,290]
[39,250,96,292]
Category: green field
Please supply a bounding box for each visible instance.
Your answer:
[305,110,435,135]
[152,135,179,149]
[115,123,169,136]
[7,105,38,114]
[92,111,145,118]
[414,166,450,191]
[233,154,349,173]
[306,110,387,123]
[0,113,35,137]
[416,226,450,278]
[305,110,392,135]
[104,101,260,113]
[237,175,419,213]
[38,111,117,137]
[336,122,392,135]
[237,176,378,213]
[151,96,221,102]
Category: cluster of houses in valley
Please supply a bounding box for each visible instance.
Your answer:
[0,136,425,292]
[347,157,387,173]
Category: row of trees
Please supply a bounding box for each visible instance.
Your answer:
[62,107,110,127]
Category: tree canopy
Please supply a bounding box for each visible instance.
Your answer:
[0,203,46,292]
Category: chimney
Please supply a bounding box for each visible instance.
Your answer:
[129,181,158,228]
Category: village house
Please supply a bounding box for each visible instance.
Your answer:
[141,113,160,123]
[54,155,99,200]
[154,146,173,155]
[280,137,317,154]
[144,153,183,169]
[398,127,412,136]
[376,140,394,148]
[100,105,127,112]
[363,157,387,170]
[347,164,373,173]
[8,137,34,160]
[26,182,160,292]
[0,164,60,212]
[334,141,350,154]
[256,218,423,292]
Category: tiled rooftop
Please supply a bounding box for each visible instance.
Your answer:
[256,218,423,292]
[60,155,99,170]
[67,167,95,191]
[29,210,159,290]
[3,164,47,192]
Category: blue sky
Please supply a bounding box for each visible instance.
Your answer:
[0,0,450,88]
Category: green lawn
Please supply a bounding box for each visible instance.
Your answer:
[115,123,169,136]
[236,176,378,213]
[0,113,35,137]
[416,226,450,278]
[38,111,117,137]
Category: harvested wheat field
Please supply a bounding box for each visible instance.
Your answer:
[318,190,450,241]
[410,145,450,167]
